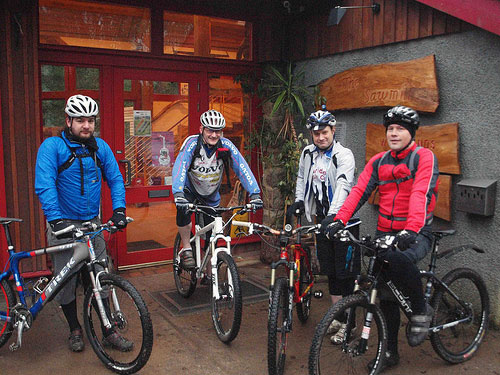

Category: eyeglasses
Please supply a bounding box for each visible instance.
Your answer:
[204,128,223,135]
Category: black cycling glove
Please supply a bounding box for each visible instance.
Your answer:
[395,230,417,251]
[49,219,73,239]
[109,208,127,229]
[287,200,305,217]
[320,216,345,240]
[249,194,263,211]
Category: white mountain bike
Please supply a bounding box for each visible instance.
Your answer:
[172,203,254,343]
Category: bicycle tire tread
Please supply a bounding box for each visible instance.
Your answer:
[83,273,153,374]
[211,251,242,343]
[268,277,289,375]
[430,267,489,364]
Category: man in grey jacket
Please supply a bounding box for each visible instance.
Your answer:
[288,106,360,343]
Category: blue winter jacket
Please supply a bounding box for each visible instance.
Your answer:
[35,132,126,222]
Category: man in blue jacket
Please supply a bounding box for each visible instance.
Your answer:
[172,109,263,269]
[35,95,131,352]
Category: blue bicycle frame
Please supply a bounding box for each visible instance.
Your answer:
[0,218,99,342]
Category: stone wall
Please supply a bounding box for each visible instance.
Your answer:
[295,28,500,324]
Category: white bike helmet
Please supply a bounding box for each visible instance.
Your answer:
[65,95,99,117]
[306,107,336,131]
[200,109,226,130]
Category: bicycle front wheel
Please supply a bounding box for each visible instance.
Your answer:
[0,279,16,348]
[83,273,153,374]
[268,277,290,375]
[296,249,313,323]
[430,267,489,363]
[173,233,197,298]
[211,251,242,343]
[309,294,387,375]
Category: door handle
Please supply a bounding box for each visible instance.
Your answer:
[119,159,132,186]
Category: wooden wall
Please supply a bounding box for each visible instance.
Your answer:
[0,2,46,274]
[287,0,474,61]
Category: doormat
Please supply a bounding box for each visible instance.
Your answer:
[127,240,165,252]
[149,278,268,317]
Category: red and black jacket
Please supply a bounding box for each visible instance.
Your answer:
[335,143,439,233]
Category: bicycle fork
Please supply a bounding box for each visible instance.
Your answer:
[346,282,379,355]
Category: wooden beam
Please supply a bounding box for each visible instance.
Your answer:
[415,0,500,37]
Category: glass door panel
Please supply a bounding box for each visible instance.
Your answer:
[114,70,202,269]
[124,79,188,256]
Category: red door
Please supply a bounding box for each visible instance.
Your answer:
[111,68,205,269]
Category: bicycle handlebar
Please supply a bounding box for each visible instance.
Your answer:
[232,220,321,237]
[53,217,134,237]
[187,203,252,214]
[336,228,396,252]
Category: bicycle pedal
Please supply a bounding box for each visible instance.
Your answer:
[9,342,20,351]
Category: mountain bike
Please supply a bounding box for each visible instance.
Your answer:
[172,203,254,343]
[0,217,153,375]
[308,228,489,375]
[232,215,322,375]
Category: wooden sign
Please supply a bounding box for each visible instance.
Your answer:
[434,174,451,221]
[365,122,460,175]
[319,55,439,112]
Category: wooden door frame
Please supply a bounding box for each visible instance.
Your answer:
[0,90,7,268]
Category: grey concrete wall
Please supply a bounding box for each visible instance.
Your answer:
[296,29,500,324]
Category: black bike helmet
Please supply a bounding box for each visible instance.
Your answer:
[383,105,420,138]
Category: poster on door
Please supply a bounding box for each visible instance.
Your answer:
[133,110,152,136]
[151,131,174,168]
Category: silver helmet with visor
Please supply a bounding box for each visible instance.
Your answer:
[306,108,336,131]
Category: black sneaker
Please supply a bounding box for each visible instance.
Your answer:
[180,248,196,269]
[367,350,400,373]
[408,304,434,347]
[68,328,85,352]
[102,332,134,352]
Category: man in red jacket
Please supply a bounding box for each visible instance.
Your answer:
[322,105,439,372]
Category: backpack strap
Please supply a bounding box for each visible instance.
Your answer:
[57,135,105,195]
[378,147,422,186]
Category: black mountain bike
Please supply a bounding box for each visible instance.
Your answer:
[309,228,489,375]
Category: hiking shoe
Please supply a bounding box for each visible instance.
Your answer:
[367,350,400,373]
[180,248,196,269]
[102,332,134,352]
[330,323,356,345]
[326,319,343,334]
[68,328,84,352]
[408,304,434,347]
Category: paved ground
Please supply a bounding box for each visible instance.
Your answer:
[1,246,499,375]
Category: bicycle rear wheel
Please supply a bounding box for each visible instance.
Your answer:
[83,273,153,374]
[268,277,290,375]
[296,248,313,323]
[309,294,387,375]
[0,279,15,348]
[211,251,242,343]
[173,233,197,298]
[430,267,489,363]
